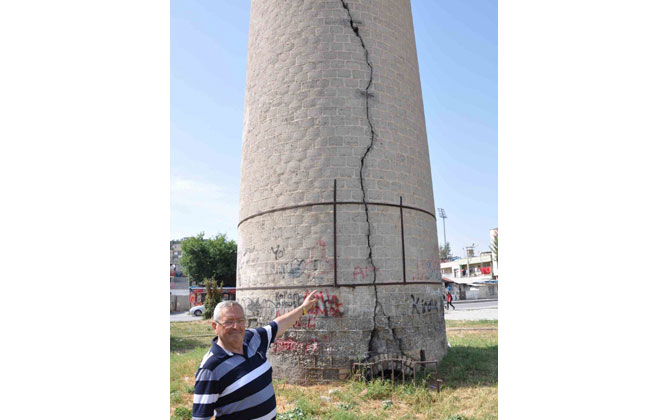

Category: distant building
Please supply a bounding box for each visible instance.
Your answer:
[170,240,184,273]
[170,239,190,312]
[440,227,498,300]
[440,252,494,280]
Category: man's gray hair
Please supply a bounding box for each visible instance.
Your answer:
[213,300,244,322]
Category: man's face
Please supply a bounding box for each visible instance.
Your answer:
[213,305,246,348]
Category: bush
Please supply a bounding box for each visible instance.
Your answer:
[202,278,222,320]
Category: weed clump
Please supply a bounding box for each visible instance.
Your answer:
[171,406,192,420]
[277,406,307,420]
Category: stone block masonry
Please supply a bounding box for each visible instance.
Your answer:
[238,0,446,382]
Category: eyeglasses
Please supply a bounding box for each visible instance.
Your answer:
[216,319,246,327]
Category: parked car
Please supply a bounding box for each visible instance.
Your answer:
[189,305,204,317]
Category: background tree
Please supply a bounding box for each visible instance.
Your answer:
[180,233,237,286]
[208,233,237,286]
[202,278,222,320]
[439,242,451,260]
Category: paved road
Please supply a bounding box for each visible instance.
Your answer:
[444,298,497,320]
[171,311,200,322]
[451,299,497,310]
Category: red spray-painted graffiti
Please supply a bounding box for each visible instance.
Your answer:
[294,316,317,329]
[241,289,343,328]
[272,338,320,354]
[412,260,440,282]
[303,240,334,281]
[305,289,343,318]
[274,309,317,329]
[353,265,380,281]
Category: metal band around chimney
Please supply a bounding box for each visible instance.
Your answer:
[237,200,436,227]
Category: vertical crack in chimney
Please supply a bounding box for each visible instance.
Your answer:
[340,0,404,357]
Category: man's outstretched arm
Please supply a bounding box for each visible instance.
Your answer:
[274,290,319,338]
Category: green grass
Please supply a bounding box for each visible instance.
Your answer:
[277,406,308,420]
[170,346,207,394]
[441,323,498,388]
[170,320,215,352]
[171,406,193,420]
[171,319,498,419]
[445,320,498,328]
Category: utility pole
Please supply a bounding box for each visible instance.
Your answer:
[437,208,447,255]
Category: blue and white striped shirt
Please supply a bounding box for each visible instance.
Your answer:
[193,322,278,420]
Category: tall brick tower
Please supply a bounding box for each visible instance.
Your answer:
[237,0,446,382]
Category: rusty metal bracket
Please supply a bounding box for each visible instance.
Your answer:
[351,358,443,392]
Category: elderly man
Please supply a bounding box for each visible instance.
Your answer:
[192,290,319,420]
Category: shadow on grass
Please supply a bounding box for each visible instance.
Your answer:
[438,345,498,388]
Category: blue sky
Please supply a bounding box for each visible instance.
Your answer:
[171,0,497,258]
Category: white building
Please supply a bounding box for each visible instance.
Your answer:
[440,251,494,280]
[440,228,498,300]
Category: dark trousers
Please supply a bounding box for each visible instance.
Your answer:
[446,300,455,310]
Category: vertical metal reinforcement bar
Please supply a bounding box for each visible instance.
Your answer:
[333,179,338,287]
[400,196,406,283]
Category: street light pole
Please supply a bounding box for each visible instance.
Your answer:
[437,208,447,253]
[466,247,470,278]
[464,243,476,278]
